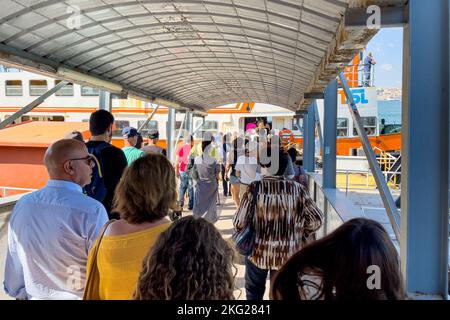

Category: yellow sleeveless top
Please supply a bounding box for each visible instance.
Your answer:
[85,222,171,300]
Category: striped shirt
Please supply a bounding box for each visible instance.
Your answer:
[233,176,323,270]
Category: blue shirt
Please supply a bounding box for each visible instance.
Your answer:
[3,180,108,300]
[364,56,374,71]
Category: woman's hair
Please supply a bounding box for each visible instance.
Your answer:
[287,147,298,164]
[271,218,406,300]
[113,153,176,223]
[134,216,236,300]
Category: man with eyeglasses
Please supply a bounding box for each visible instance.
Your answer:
[4,139,108,300]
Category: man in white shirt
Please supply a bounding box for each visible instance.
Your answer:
[235,140,261,200]
[3,139,108,300]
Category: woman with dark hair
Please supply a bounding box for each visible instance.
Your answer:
[271,218,406,300]
[134,216,236,300]
[192,135,220,223]
[83,154,175,300]
[234,146,323,300]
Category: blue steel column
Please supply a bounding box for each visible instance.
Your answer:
[186,111,193,134]
[167,107,176,162]
[323,79,338,189]
[303,103,316,172]
[401,0,449,297]
[99,90,112,112]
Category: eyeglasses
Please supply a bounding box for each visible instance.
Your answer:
[67,155,95,167]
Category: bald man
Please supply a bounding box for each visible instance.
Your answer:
[4,139,108,300]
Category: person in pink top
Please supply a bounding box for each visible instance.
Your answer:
[246,122,257,132]
[175,135,194,210]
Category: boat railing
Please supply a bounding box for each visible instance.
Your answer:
[342,64,376,87]
[0,186,37,198]
[335,169,401,195]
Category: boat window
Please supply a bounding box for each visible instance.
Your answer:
[112,120,130,136]
[194,120,219,138]
[166,121,184,138]
[137,120,158,133]
[353,116,377,136]
[337,118,348,137]
[81,86,100,96]
[5,80,23,96]
[55,80,74,96]
[29,80,48,96]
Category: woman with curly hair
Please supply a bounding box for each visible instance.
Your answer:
[271,218,406,300]
[84,154,175,300]
[134,216,236,300]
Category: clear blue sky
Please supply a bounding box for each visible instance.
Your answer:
[365,28,403,88]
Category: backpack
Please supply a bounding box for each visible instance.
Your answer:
[185,154,199,180]
[84,142,110,202]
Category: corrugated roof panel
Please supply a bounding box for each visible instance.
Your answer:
[0,0,405,111]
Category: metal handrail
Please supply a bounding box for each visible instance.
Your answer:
[0,186,37,198]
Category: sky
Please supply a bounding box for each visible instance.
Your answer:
[364,27,403,89]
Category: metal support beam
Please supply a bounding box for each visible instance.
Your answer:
[192,117,205,136]
[137,105,159,133]
[345,6,408,28]
[0,80,68,129]
[304,92,324,99]
[174,112,188,152]
[400,0,449,298]
[186,111,193,134]
[313,101,323,156]
[303,103,315,172]
[323,79,338,189]
[338,72,401,242]
[167,107,176,162]
[99,90,112,112]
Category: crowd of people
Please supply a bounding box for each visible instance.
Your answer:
[3,110,406,300]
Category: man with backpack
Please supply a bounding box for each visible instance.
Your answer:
[85,110,127,219]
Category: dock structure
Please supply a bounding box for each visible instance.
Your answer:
[0,0,448,299]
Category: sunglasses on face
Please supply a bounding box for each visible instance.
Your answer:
[67,154,95,167]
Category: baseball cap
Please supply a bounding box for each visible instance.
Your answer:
[122,127,138,138]
[148,129,159,139]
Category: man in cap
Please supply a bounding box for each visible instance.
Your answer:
[142,129,166,156]
[121,127,145,166]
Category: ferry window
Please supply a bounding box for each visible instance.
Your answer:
[166,121,183,138]
[337,118,348,137]
[5,80,23,96]
[55,80,74,96]
[29,80,48,96]
[195,120,218,131]
[81,86,100,96]
[82,119,89,122]
[50,116,65,122]
[353,117,377,136]
[21,116,30,122]
[112,120,130,136]
[137,120,158,133]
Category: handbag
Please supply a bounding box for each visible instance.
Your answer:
[83,219,116,300]
[232,181,260,256]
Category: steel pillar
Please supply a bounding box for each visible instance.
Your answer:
[323,79,338,189]
[313,101,323,156]
[400,0,449,298]
[303,103,315,172]
[186,111,193,134]
[167,107,176,162]
[0,81,68,129]
[99,90,112,112]
[338,71,401,241]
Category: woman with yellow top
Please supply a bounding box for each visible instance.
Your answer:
[83,154,175,300]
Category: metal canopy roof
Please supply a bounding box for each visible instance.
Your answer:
[0,0,405,112]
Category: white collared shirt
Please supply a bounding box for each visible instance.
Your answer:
[3,180,108,300]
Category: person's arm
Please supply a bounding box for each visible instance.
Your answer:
[299,187,324,239]
[4,221,27,299]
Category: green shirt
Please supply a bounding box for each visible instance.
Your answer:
[122,146,145,166]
